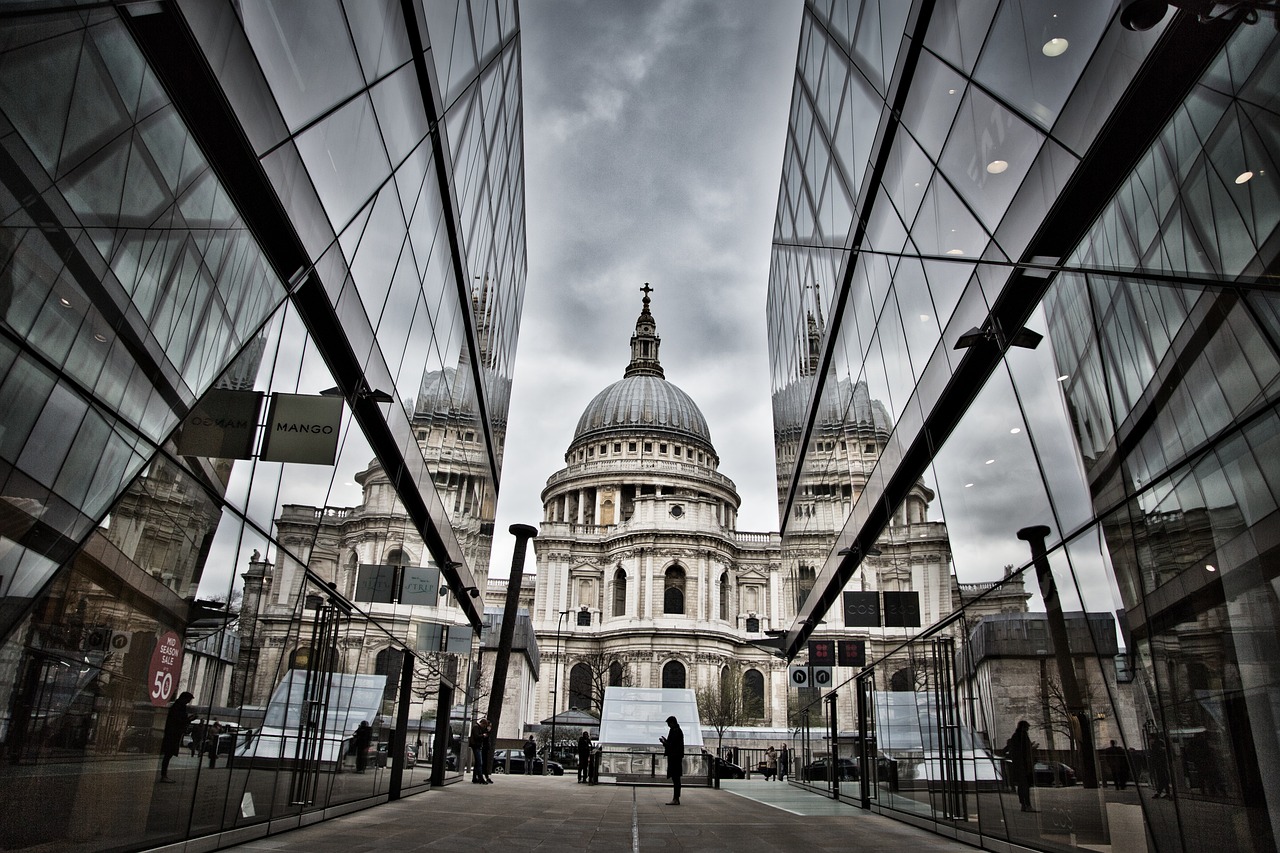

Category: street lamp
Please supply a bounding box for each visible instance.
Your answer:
[547,609,571,773]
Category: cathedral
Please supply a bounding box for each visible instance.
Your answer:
[528,289,989,733]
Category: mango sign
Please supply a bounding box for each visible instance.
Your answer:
[149,631,183,707]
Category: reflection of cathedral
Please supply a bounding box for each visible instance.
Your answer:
[530,291,963,729]
[234,284,509,719]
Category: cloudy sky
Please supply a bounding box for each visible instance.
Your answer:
[488,1,804,579]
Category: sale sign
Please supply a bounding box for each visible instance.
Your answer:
[149,630,184,707]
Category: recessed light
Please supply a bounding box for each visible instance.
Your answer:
[1236,171,1254,184]
[985,459,995,465]
[913,182,921,188]
[964,483,974,488]
[59,297,72,307]
[1042,37,1068,57]
[93,333,107,343]
[1205,564,1217,572]
[946,248,965,255]
[1010,427,1021,434]
[986,160,1009,174]
[948,88,957,95]
[920,314,930,322]
[1057,374,1069,382]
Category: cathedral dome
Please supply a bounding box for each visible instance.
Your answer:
[574,375,712,445]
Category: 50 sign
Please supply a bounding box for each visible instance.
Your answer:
[149,631,184,707]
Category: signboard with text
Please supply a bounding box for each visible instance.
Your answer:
[176,389,263,459]
[883,591,922,627]
[843,591,881,627]
[259,393,342,464]
[149,630,183,707]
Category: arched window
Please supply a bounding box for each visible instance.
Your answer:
[794,564,816,611]
[612,568,627,617]
[290,647,312,669]
[609,660,624,687]
[385,547,411,566]
[743,669,765,718]
[375,647,404,700]
[719,573,728,620]
[663,566,686,614]
[662,660,686,689]
[890,667,919,692]
[568,662,593,711]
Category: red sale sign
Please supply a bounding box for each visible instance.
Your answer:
[149,630,183,707]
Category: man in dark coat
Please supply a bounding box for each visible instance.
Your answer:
[353,721,373,773]
[577,730,592,783]
[523,735,538,775]
[660,716,684,805]
[1006,720,1036,812]
[160,691,195,781]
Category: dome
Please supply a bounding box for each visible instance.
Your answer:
[573,376,712,446]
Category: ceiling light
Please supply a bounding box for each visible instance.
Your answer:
[1010,427,1021,434]
[1236,171,1254,184]
[1205,564,1217,572]
[1042,37,1069,57]
[986,160,1009,174]
[59,297,72,307]
[985,459,995,465]
[946,248,965,256]
[93,333,107,343]
[947,88,957,95]
[1057,374,1069,382]
[964,483,974,488]
[920,314,930,322]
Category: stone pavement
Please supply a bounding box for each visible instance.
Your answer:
[222,776,979,852]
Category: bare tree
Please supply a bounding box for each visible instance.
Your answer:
[696,679,747,760]
[567,651,631,713]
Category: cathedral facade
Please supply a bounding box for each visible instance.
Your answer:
[529,290,974,732]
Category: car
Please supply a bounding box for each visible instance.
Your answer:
[802,757,859,781]
[1034,761,1077,786]
[713,757,745,779]
[371,742,418,768]
[490,748,564,775]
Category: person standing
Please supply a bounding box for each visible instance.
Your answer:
[160,691,195,782]
[469,717,493,783]
[660,716,684,805]
[1006,720,1036,812]
[1149,733,1171,798]
[577,730,592,783]
[778,744,790,781]
[353,721,373,773]
[764,745,778,780]
[523,735,537,775]
[205,722,223,769]
[1105,739,1130,790]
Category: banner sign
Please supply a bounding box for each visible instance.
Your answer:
[176,389,262,459]
[883,591,922,627]
[843,591,881,627]
[260,393,342,464]
[354,564,397,603]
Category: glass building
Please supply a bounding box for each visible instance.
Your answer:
[768,2,1280,852]
[0,2,525,852]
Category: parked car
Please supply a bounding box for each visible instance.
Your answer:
[372,742,418,768]
[1034,761,1077,786]
[802,757,859,781]
[714,757,746,779]
[490,748,564,775]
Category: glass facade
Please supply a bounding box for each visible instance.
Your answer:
[0,1,524,852]
[770,3,1280,852]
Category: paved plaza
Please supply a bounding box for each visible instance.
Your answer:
[221,776,978,853]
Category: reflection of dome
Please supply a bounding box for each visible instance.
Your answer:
[574,376,712,445]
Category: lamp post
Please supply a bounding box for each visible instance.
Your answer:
[547,609,571,774]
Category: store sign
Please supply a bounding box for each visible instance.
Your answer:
[837,639,866,668]
[259,393,342,464]
[149,630,183,707]
[355,564,397,603]
[400,566,441,605]
[788,665,811,687]
[883,591,922,627]
[843,591,881,627]
[176,389,263,459]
